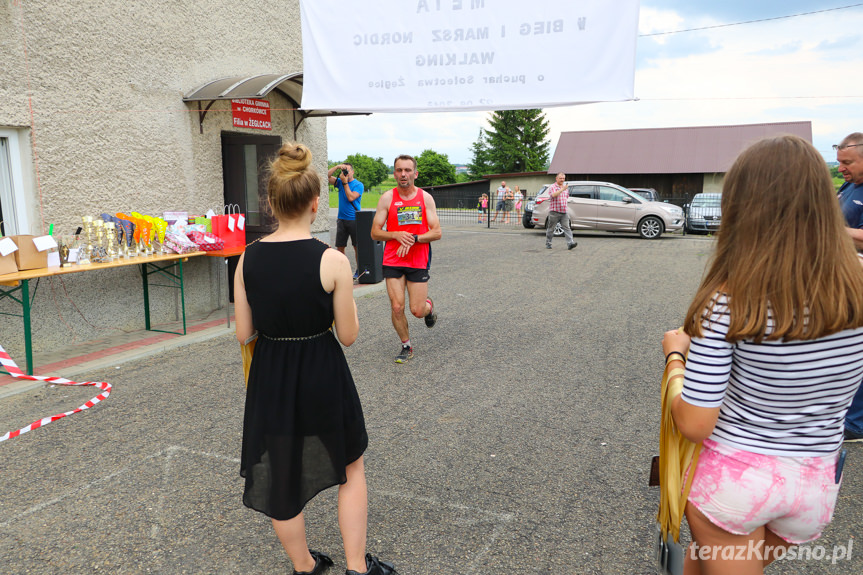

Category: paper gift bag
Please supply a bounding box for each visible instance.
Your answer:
[193,216,212,234]
[224,204,246,247]
[211,214,228,243]
[0,236,19,275]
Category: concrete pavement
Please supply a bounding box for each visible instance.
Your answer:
[1,224,860,574]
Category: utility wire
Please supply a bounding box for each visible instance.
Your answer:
[637,96,861,101]
[640,3,863,37]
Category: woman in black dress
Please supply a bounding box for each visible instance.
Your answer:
[234,143,397,575]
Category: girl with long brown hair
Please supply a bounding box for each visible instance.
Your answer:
[662,135,863,574]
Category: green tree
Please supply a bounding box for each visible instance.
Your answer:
[415,149,456,187]
[467,129,492,179]
[341,153,389,188]
[484,109,550,173]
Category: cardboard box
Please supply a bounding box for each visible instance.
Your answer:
[0,236,19,276]
[11,235,48,271]
[0,250,17,276]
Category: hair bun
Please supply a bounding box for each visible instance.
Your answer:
[274,143,312,175]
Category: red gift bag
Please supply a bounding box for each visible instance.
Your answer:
[211,214,228,243]
[224,204,246,247]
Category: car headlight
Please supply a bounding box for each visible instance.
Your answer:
[660,205,683,216]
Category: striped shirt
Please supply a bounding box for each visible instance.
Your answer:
[683,293,863,456]
[547,183,569,213]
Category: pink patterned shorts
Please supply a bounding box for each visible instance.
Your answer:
[688,439,841,544]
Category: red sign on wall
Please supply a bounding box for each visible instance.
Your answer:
[231,99,272,130]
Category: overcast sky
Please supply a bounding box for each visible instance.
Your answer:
[325,1,863,165]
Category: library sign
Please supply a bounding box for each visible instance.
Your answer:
[231,99,272,130]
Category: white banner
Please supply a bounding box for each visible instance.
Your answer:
[299,0,640,113]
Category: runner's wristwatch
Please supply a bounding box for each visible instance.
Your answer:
[413,234,419,243]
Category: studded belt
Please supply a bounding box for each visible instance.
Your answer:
[260,328,332,341]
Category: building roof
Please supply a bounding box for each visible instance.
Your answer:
[549,121,812,175]
[483,171,548,179]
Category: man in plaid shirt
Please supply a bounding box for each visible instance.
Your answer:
[546,172,577,250]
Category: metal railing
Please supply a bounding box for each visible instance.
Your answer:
[349,189,722,234]
[432,191,536,228]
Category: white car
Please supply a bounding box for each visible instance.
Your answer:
[530,181,684,239]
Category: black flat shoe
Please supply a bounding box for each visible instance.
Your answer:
[294,550,334,575]
[345,553,398,575]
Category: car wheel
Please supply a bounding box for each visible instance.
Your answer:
[522,211,534,228]
[638,216,664,239]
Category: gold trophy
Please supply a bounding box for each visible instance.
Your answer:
[104,221,117,261]
[58,235,72,267]
[92,219,107,263]
[79,216,93,265]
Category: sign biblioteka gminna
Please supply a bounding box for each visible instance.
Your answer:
[231,99,272,130]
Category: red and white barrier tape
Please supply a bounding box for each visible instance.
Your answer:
[0,343,112,443]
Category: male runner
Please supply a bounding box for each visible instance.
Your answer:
[371,154,442,363]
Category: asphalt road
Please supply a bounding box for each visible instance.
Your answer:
[1,225,861,574]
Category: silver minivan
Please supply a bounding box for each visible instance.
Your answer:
[530,181,684,239]
[685,193,722,234]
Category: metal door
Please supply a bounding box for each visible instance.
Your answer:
[567,184,598,229]
[221,132,281,300]
[221,132,282,243]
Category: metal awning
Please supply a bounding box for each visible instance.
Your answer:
[183,73,368,136]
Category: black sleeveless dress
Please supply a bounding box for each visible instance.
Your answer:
[240,239,368,520]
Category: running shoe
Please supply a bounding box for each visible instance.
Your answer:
[395,345,413,363]
[424,297,437,328]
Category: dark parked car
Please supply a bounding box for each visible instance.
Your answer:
[522,193,539,228]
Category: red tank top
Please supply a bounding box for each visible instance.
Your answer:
[383,188,430,269]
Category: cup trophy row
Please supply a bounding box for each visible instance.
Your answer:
[57,215,168,267]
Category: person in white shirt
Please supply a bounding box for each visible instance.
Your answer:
[491,181,508,223]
